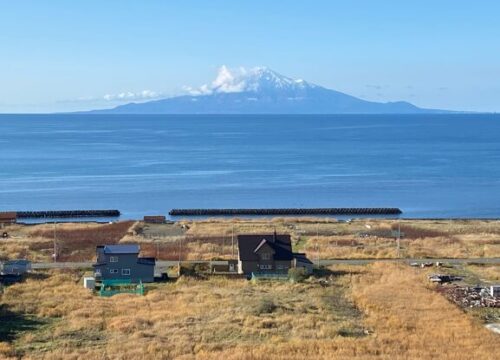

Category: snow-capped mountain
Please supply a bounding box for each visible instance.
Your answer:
[86,66,448,114]
[190,66,318,95]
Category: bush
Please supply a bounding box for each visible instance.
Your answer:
[253,298,277,316]
[288,267,308,283]
[179,263,208,279]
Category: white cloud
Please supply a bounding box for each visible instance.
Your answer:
[183,65,309,97]
[102,89,162,102]
[184,65,258,96]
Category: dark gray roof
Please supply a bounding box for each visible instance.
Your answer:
[137,257,156,265]
[103,244,140,254]
[93,258,155,267]
[293,253,313,264]
[253,239,276,254]
[237,234,293,261]
[3,259,31,266]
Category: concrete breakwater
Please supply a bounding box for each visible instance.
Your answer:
[15,210,121,219]
[169,208,402,216]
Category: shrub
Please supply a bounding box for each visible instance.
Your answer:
[288,267,308,283]
[253,298,277,316]
[179,263,208,278]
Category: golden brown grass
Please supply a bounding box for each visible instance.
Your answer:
[1,270,362,359]
[466,264,500,282]
[1,263,499,359]
[2,218,500,263]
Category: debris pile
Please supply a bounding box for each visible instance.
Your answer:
[428,274,463,283]
[437,285,500,308]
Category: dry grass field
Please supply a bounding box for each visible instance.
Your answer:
[0,222,135,262]
[2,218,500,263]
[466,264,500,282]
[1,263,499,359]
[1,214,500,360]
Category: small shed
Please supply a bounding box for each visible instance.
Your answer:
[83,277,95,290]
[0,212,17,225]
[1,259,31,275]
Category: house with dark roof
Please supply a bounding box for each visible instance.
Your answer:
[236,233,313,275]
[93,244,155,283]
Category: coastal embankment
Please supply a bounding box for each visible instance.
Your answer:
[169,208,402,216]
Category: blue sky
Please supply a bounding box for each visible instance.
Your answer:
[1,1,499,112]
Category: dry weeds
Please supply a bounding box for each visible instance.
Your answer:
[3,219,500,263]
[1,263,499,359]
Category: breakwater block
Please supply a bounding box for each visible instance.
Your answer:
[16,210,121,219]
[169,208,402,216]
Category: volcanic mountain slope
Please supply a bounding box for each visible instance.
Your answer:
[88,66,448,114]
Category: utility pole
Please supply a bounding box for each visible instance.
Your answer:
[316,241,320,268]
[231,223,235,258]
[178,237,182,263]
[177,237,182,277]
[396,221,401,258]
[53,222,57,263]
[316,223,320,268]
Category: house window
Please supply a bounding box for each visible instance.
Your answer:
[260,264,272,270]
[121,269,131,275]
[277,264,283,270]
[109,269,118,274]
[110,256,118,262]
[95,268,101,275]
[261,253,271,260]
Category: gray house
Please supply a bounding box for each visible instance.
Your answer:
[237,233,313,275]
[93,244,155,283]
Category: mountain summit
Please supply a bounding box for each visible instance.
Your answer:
[187,66,318,95]
[88,66,448,114]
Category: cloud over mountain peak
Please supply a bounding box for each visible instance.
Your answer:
[184,65,317,96]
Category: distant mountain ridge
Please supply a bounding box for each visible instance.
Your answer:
[86,66,450,114]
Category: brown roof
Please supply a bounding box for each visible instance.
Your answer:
[237,234,293,261]
[0,212,16,222]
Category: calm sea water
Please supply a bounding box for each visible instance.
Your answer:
[1,114,499,219]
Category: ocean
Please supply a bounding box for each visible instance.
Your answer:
[1,114,499,219]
